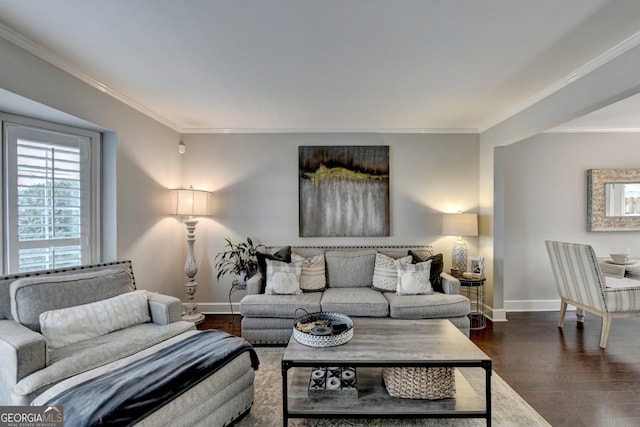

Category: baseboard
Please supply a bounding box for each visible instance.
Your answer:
[486,306,508,322]
[183,302,239,315]
[504,299,575,312]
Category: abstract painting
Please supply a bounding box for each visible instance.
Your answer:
[299,146,389,237]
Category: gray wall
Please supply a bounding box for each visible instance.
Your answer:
[180,133,480,311]
[500,132,640,311]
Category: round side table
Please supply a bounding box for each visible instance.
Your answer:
[459,277,486,330]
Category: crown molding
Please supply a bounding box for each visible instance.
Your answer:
[545,127,640,134]
[479,30,640,133]
[0,22,183,133]
[180,127,479,134]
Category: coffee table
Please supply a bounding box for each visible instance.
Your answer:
[282,318,492,426]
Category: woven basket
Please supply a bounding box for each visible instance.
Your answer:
[293,311,353,348]
[382,367,456,400]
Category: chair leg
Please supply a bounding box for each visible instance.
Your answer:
[600,314,612,349]
[558,300,567,328]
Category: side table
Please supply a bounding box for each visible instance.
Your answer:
[459,277,486,330]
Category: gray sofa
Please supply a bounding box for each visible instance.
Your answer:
[0,261,256,427]
[240,245,471,344]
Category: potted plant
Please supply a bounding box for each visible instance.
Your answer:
[215,237,265,284]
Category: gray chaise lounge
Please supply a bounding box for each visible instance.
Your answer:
[0,261,256,426]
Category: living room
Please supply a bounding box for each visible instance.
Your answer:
[1,1,640,425]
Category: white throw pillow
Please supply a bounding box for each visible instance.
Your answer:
[292,253,326,292]
[396,260,433,295]
[39,290,150,349]
[265,258,302,295]
[372,253,412,292]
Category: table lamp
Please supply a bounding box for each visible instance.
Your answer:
[442,212,478,274]
[170,186,211,324]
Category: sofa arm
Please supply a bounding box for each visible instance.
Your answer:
[0,320,46,405]
[246,273,263,295]
[147,293,183,325]
[440,272,461,294]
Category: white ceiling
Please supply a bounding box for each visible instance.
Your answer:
[1,0,640,133]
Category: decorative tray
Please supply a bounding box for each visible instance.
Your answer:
[293,310,354,348]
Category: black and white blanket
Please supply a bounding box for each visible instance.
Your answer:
[42,329,259,426]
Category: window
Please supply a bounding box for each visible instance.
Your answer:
[2,117,101,273]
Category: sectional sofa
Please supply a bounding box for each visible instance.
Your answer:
[240,245,471,344]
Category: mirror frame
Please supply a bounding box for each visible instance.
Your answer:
[587,168,640,231]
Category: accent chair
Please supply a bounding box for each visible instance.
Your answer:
[545,240,640,349]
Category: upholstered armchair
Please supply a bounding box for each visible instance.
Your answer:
[545,240,640,349]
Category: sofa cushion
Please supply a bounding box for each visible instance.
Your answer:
[40,290,151,350]
[396,260,433,295]
[372,253,412,292]
[265,259,302,295]
[384,293,470,319]
[320,288,389,317]
[10,269,134,332]
[240,292,322,318]
[409,251,444,293]
[325,249,377,288]
[292,253,326,292]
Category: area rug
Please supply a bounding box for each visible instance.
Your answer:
[236,347,550,427]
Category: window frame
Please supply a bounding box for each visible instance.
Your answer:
[1,114,101,274]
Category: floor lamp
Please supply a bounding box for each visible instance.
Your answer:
[442,212,478,274]
[170,186,211,325]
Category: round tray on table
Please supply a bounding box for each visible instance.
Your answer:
[293,311,354,348]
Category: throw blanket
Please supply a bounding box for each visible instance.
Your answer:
[42,330,259,426]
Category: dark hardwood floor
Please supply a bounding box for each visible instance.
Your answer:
[200,312,640,427]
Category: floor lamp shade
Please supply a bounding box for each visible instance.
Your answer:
[442,213,478,273]
[170,187,210,217]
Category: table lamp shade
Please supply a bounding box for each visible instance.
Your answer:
[170,188,210,217]
[442,213,478,274]
[442,213,478,237]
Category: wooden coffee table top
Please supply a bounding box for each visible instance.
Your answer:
[283,318,490,366]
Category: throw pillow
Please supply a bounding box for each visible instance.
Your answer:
[256,246,292,292]
[409,251,444,293]
[39,290,150,350]
[325,249,377,287]
[372,253,412,292]
[292,253,326,292]
[265,258,302,295]
[396,260,434,295]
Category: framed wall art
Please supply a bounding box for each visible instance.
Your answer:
[298,145,390,237]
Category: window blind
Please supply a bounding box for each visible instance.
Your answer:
[4,121,96,273]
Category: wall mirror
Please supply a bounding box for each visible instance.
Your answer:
[588,169,640,231]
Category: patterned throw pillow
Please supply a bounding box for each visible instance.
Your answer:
[409,251,444,292]
[396,260,433,295]
[292,253,326,292]
[256,247,292,292]
[265,258,302,295]
[372,253,412,292]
